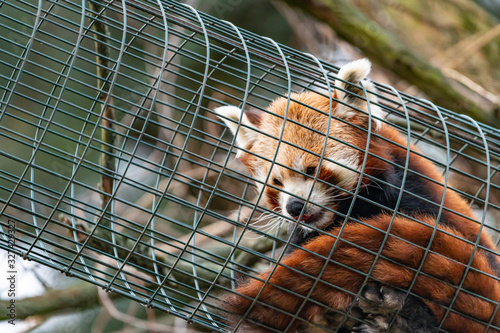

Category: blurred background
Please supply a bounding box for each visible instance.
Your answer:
[0,0,499,332]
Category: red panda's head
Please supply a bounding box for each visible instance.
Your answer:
[216,59,384,232]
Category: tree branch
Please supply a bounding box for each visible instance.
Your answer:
[0,283,110,320]
[88,0,116,211]
[280,0,495,124]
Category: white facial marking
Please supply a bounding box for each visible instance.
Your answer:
[322,151,361,188]
[214,105,259,157]
[325,149,360,171]
[273,165,282,183]
[291,155,304,171]
[253,168,266,192]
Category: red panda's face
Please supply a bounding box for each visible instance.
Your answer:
[239,93,369,231]
[216,59,383,232]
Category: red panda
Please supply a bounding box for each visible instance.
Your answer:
[215,59,500,332]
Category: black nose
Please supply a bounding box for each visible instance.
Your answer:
[286,198,305,218]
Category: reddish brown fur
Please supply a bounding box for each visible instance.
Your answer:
[221,92,500,332]
[224,215,500,332]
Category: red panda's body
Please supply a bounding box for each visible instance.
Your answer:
[215,59,500,332]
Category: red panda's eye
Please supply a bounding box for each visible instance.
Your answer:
[272,178,283,187]
[306,167,316,176]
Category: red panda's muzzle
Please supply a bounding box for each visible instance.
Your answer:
[286,198,305,218]
[286,197,325,225]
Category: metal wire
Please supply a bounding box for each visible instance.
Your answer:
[1,0,499,332]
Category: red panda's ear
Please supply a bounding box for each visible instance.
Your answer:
[215,105,262,156]
[334,59,383,128]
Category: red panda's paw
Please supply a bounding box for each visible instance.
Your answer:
[353,282,437,333]
[357,282,405,315]
[296,308,364,333]
[351,314,435,333]
[351,315,392,333]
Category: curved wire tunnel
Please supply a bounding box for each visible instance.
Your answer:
[0,0,499,332]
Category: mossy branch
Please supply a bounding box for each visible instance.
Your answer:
[280,0,495,125]
[0,283,111,320]
[88,1,115,211]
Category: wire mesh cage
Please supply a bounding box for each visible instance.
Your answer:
[1,0,500,332]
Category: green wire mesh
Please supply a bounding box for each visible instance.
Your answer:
[0,0,499,332]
